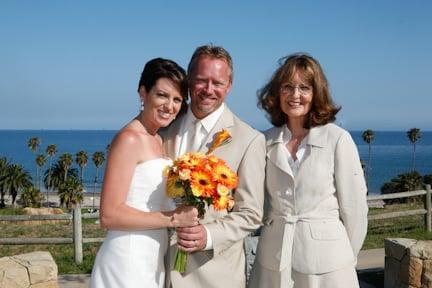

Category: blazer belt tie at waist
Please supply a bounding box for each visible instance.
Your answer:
[261,212,341,272]
[265,212,340,225]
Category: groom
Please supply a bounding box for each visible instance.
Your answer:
[163,45,266,287]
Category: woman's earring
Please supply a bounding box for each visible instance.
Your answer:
[140,100,144,111]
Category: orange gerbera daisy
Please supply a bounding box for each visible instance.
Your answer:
[207,154,225,166]
[178,153,206,170]
[212,163,238,189]
[213,196,234,211]
[190,170,216,197]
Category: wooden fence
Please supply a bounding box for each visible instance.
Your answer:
[0,208,101,264]
[367,184,432,232]
[0,184,431,264]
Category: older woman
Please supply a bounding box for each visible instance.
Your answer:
[249,54,368,288]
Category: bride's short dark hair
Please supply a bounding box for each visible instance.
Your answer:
[138,58,188,116]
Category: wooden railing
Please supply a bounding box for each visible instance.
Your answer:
[0,208,101,264]
[0,184,431,264]
[367,184,432,231]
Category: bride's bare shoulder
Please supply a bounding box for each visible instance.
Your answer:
[111,126,142,151]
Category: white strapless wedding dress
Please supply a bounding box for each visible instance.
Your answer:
[90,158,174,288]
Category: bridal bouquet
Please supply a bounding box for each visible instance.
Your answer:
[164,129,238,273]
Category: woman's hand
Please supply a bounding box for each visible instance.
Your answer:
[171,206,199,228]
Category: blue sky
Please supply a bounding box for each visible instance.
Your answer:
[1,0,431,131]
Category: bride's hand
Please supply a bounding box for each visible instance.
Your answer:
[171,206,199,227]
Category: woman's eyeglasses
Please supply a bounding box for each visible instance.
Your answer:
[280,84,312,95]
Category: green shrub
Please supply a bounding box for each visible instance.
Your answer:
[380,171,424,203]
[20,186,43,208]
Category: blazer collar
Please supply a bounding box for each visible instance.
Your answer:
[307,125,328,148]
[266,124,328,149]
[265,126,293,177]
[265,126,284,147]
[265,124,329,178]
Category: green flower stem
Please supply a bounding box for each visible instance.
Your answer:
[174,249,188,273]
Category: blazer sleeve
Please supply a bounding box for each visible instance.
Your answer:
[334,130,368,257]
[205,132,266,256]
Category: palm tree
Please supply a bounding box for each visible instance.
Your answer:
[362,129,375,192]
[92,151,106,209]
[0,157,10,208]
[20,186,43,208]
[45,144,57,205]
[44,162,78,191]
[27,137,41,186]
[407,128,421,171]
[2,164,32,207]
[58,153,74,182]
[75,150,88,185]
[35,154,46,192]
[58,177,84,208]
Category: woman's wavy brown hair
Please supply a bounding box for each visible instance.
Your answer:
[258,53,340,128]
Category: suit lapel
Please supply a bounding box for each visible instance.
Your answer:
[296,125,328,179]
[198,107,235,153]
[266,126,294,179]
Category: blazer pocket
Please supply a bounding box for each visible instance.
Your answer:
[309,222,344,240]
[292,221,355,274]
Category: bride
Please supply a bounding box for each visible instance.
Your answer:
[90,58,199,288]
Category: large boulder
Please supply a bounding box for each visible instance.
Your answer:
[22,207,64,215]
[0,251,58,288]
[21,207,67,225]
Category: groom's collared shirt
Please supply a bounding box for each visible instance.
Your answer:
[175,103,226,157]
[175,103,226,250]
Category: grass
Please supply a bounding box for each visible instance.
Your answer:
[0,207,105,274]
[1,202,432,275]
[362,201,432,249]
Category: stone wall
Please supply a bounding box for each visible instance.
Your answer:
[0,251,58,288]
[385,238,432,288]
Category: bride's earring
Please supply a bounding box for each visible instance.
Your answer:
[140,100,144,111]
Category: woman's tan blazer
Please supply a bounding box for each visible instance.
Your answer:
[251,123,368,285]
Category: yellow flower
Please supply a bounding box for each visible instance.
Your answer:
[190,170,216,198]
[163,165,171,177]
[212,163,238,189]
[166,176,185,198]
[217,184,230,197]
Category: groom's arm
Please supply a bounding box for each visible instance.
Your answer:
[204,132,266,256]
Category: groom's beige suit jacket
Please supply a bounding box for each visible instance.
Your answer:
[163,106,266,288]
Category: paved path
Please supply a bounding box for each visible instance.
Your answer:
[358,248,385,270]
[58,248,385,288]
[58,274,90,288]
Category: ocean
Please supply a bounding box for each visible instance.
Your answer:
[0,130,431,195]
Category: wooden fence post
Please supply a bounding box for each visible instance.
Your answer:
[73,206,83,264]
[425,184,431,232]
